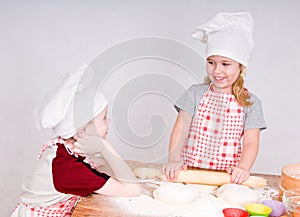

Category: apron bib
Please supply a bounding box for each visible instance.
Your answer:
[182,85,244,170]
[19,138,80,216]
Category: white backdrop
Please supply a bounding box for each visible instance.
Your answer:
[1,0,300,216]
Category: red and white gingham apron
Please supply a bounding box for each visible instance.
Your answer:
[22,195,79,217]
[12,138,80,217]
[182,85,244,170]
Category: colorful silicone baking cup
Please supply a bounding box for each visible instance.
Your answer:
[222,208,249,217]
[261,200,285,216]
[245,203,272,216]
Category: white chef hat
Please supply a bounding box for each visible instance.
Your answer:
[192,12,254,67]
[35,65,108,139]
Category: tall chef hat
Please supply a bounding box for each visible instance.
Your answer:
[192,12,254,67]
[35,65,107,139]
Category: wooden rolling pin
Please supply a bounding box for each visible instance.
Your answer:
[162,168,267,188]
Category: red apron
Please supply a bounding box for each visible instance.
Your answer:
[182,85,244,170]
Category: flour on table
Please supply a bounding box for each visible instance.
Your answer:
[111,182,229,217]
[153,183,199,205]
[111,194,229,217]
[110,182,278,217]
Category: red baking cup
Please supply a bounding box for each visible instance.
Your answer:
[222,208,249,217]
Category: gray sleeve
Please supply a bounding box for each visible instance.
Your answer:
[174,84,209,117]
[244,93,267,131]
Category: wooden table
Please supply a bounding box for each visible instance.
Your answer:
[72,161,283,217]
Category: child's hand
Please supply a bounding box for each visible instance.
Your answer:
[227,166,250,184]
[87,155,105,169]
[76,123,99,137]
[75,134,104,155]
[162,162,187,181]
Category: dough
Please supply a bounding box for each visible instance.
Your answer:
[215,184,260,207]
[153,183,199,205]
[186,184,218,195]
[133,167,161,179]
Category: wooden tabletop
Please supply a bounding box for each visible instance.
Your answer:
[72,161,283,217]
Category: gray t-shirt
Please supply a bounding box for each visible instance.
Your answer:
[175,84,267,131]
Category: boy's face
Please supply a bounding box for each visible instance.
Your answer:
[92,106,109,138]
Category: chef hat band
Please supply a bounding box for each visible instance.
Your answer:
[192,12,254,67]
[35,65,108,139]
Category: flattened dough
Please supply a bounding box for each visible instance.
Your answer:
[153,183,199,205]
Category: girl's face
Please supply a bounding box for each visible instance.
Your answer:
[92,106,110,138]
[206,55,242,94]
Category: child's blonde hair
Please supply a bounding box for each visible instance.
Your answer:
[203,66,252,107]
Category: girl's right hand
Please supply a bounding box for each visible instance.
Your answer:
[162,161,187,181]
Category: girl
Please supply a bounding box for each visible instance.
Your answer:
[11,65,141,217]
[163,12,266,185]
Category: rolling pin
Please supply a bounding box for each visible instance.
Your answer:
[162,168,267,188]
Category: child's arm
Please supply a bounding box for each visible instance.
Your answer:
[229,128,260,184]
[162,110,192,180]
[85,154,105,169]
[76,135,138,182]
[76,135,142,197]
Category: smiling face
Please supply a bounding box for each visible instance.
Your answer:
[206,55,242,94]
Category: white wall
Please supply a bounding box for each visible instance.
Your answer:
[1,0,300,216]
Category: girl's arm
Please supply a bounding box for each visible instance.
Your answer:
[230,128,260,184]
[163,110,192,180]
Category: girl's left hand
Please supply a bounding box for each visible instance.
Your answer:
[226,166,250,184]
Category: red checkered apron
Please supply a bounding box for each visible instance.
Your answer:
[18,138,80,216]
[182,86,244,170]
[22,195,79,217]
